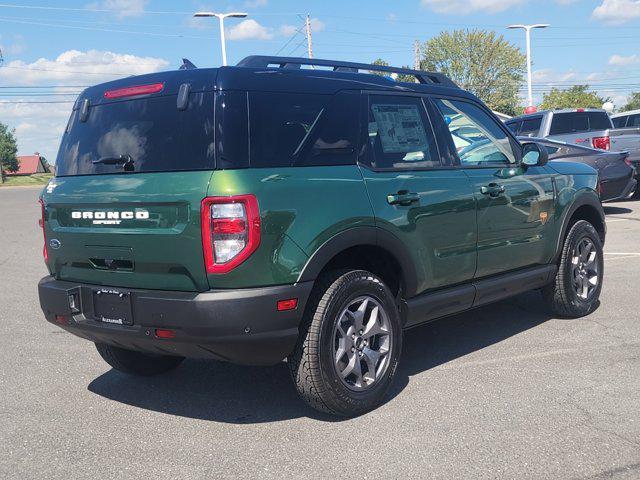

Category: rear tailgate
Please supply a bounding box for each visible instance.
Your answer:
[42,69,217,292]
[42,172,213,291]
[547,110,612,149]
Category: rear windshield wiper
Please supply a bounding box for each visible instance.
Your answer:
[93,154,135,171]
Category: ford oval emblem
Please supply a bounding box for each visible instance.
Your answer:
[49,238,61,250]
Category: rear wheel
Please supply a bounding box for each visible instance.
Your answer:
[95,343,184,376]
[542,220,603,317]
[288,270,402,417]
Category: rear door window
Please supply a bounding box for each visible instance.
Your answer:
[56,92,215,176]
[362,95,440,170]
[612,116,628,128]
[627,114,640,127]
[519,117,542,137]
[588,112,613,130]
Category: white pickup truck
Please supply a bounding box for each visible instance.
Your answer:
[506,108,640,193]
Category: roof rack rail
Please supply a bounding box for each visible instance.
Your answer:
[236,55,458,88]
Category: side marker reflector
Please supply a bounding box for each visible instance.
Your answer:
[277,298,298,311]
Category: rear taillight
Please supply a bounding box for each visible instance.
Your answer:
[201,195,260,274]
[38,198,48,263]
[592,136,610,151]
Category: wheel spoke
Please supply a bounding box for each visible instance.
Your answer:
[339,350,358,378]
[363,306,386,339]
[581,276,589,299]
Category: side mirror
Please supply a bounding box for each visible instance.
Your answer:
[521,142,548,167]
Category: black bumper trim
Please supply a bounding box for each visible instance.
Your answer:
[38,276,314,366]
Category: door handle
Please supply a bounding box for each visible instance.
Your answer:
[387,191,420,206]
[481,183,505,197]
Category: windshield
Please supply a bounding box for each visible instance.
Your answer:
[56,92,215,176]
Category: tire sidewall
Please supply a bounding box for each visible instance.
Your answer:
[316,272,402,414]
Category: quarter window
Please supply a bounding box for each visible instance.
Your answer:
[433,98,516,166]
[612,116,628,128]
[363,95,439,170]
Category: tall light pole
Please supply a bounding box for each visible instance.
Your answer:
[194,12,247,66]
[507,23,549,109]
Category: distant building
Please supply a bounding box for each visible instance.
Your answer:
[5,153,49,176]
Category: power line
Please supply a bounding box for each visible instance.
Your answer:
[0,65,132,76]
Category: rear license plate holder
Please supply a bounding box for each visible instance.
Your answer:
[92,288,133,326]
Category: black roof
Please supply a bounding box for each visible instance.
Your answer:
[77,55,473,107]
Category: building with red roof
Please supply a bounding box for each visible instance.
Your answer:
[5,153,49,176]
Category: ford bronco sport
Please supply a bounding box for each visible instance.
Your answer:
[38,56,606,417]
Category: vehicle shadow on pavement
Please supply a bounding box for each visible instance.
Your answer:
[88,290,553,424]
[603,205,633,215]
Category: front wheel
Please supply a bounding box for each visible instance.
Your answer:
[95,343,184,376]
[542,220,604,317]
[288,270,402,417]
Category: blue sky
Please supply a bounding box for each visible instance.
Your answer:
[1,0,640,160]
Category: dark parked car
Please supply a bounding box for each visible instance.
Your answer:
[522,137,637,202]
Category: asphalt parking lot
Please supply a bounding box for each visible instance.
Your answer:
[1,186,639,479]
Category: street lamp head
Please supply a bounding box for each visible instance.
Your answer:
[193,11,247,18]
[507,23,550,30]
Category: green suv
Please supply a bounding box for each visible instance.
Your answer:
[38,56,605,416]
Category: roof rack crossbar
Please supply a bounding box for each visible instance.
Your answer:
[236,56,458,88]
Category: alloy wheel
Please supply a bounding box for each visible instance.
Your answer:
[333,295,392,391]
[571,237,599,300]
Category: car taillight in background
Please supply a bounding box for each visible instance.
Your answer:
[592,136,610,151]
[201,195,261,274]
[38,198,48,263]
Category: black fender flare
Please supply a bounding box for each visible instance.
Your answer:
[553,191,606,263]
[297,226,419,298]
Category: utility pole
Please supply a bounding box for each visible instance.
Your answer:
[413,40,420,70]
[305,14,314,59]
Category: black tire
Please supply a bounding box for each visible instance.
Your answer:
[288,270,402,417]
[95,343,184,376]
[542,220,604,317]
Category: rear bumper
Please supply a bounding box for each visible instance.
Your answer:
[38,276,314,366]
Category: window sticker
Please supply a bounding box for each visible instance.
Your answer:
[371,104,429,153]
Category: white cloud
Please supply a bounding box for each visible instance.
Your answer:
[279,24,299,36]
[0,49,169,85]
[245,0,268,7]
[0,49,169,160]
[86,0,148,18]
[609,54,640,66]
[227,19,274,40]
[421,0,524,14]
[592,0,640,25]
[310,18,325,32]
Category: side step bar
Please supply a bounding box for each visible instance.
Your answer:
[404,264,557,329]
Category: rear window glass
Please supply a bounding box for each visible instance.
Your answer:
[56,92,215,176]
[505,120,521,134]
[628,114,640,127]
[549,111,611,135]
[519,117,542,137]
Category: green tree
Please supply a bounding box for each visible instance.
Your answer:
[0,122,19,173]
[539,85,607,110]
[619,92,640,112]
[419,29,526,116]
[371,58,418,83]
